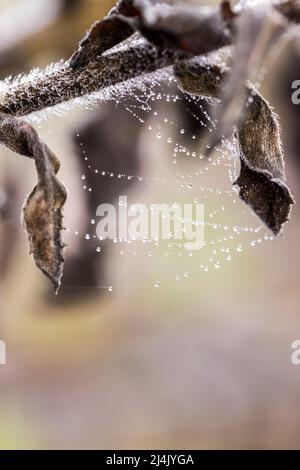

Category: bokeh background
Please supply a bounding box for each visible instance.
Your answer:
[1,0,300,450]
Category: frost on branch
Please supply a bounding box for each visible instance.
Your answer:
[0,114,66,291]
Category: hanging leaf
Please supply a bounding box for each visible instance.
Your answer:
[117,0,234,55]
[0,113,67,291]
[175,57,294,234]
[235,86,294,234]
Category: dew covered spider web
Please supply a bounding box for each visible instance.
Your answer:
[20,36,277,292]
[64,77,277,293]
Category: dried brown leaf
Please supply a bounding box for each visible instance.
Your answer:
[235,86,294,234]
[175,58,294,234]
[70,0,138,69]
[0,113,66,291]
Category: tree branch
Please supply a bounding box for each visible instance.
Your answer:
[0,42,183,117]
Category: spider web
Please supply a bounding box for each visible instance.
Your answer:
[70,76,276,291]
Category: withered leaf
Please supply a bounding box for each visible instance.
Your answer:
[175,57,294,234]
[0,113,66,291]
[235,86,294,235]
[70,0,139,69]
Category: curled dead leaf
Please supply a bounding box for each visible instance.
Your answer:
[235,86,294,234]
[0,113,66,291]
[175,57,294,234]
[70,0,139,69]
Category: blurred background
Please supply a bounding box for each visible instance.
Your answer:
[1,0,300,450]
